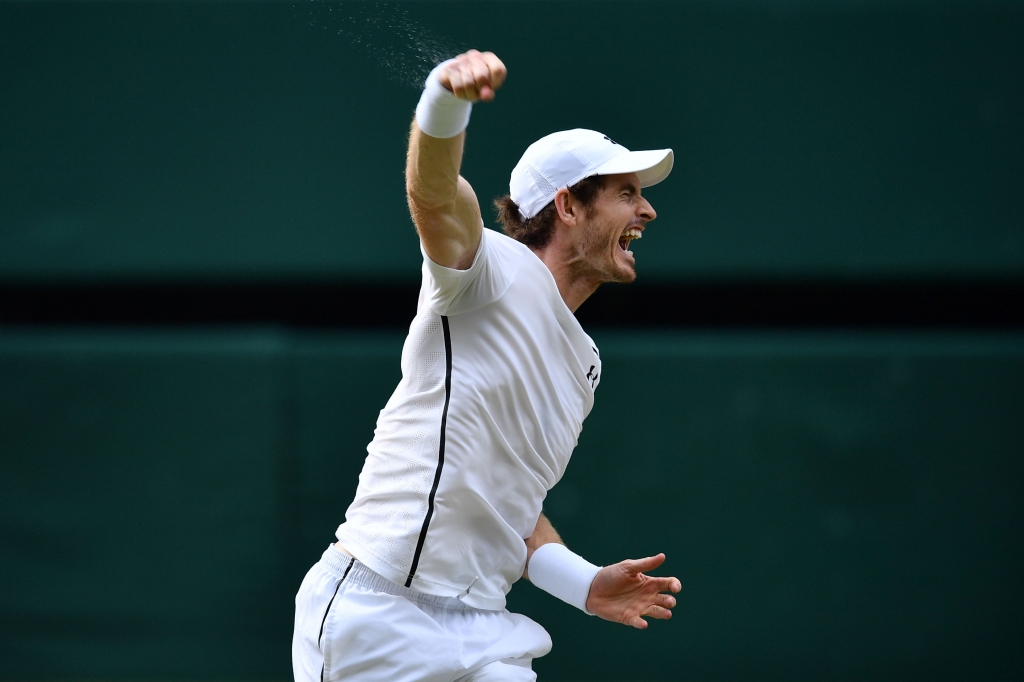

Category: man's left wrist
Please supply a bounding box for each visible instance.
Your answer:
[528,543,602,615]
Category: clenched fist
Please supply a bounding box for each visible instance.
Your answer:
[437,49,507,102]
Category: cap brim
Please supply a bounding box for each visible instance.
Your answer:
[593,148,674,188]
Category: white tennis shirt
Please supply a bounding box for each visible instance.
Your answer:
[336,227,602,610]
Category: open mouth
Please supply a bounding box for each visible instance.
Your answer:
[618,227,643,256]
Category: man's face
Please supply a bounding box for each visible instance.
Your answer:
[572,172,657,284]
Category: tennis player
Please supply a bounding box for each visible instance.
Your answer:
[292,49,680,682]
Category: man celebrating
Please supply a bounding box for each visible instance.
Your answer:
[293,49,679,682]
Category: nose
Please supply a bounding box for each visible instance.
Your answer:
[638,194,656,222]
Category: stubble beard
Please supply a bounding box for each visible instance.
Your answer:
[567,220,636,286]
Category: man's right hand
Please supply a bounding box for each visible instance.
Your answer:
[437,50,507,102]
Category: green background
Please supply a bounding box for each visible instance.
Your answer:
[1,1,1021,280]
[1,331,1021,679]
[1,1,1023,681]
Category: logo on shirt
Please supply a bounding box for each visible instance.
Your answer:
[586,346,601,389]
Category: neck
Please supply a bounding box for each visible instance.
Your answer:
[532,245,602,313]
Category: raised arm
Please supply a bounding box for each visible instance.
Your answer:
[406,50,506,270]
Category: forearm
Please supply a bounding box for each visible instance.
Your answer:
[523,513,564,579]
[405,122,464,213]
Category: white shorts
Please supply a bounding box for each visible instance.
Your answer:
[292,545,552,682]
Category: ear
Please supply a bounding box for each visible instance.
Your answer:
[553,188,579,227]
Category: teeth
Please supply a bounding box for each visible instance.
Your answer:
[623,227,642,239]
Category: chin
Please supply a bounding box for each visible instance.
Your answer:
[607,262,637,284]
[616,255,638,283]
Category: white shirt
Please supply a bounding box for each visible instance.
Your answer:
[336,228,602,610]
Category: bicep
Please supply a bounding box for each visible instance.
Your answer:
[412,176,482,270]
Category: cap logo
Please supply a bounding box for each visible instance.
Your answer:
[603,135,620,146]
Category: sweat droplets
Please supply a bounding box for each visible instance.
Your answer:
[299,1,465,88]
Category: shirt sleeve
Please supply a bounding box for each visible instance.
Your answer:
[418,228,521,316]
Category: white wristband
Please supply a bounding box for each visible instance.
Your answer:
[415,61,472,139]
[528,543,602,615]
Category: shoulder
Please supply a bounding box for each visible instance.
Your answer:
[483,228,541,274]
[418,227,532,316]
[483,227,531,256]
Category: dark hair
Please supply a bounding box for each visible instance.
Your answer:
[493,175,607,250]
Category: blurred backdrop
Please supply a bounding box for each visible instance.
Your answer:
[1,1,1022,681]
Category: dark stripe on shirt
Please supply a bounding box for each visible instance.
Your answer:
[406,314,452,587]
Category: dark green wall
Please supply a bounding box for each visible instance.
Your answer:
[530,333,1024,681]
[0,333,295,677]
[2,1,1021,280]
[2,1,1022,680]
[2,331,1021,680]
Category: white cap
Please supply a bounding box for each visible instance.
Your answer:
[509,129,674,219]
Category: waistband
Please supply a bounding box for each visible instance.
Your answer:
[320,545,472,612]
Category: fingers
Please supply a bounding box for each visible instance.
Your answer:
[623,553,666,576]
[481,51,507,95]
[468,56,493,101]
[627,615,649,630]
[643,605,673,620]
[653,592,677,610]
[443,50,507,102]
[650,575,682,594]
[453,52,481,101]
[619,593,676,629]
[634,590,676,625]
